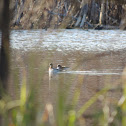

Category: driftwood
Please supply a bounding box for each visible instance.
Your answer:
[94,0,119,30]
[10,0,126,29]
[45,1,124,29]
[94,24,119,30]
[13,0,24,25]
[80,4,88,27]
[75,4,88,27]
[94,24,103,30]
[75,16,81,26]
[119,10,126,29]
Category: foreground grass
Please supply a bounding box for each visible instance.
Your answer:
[0,56,126,126]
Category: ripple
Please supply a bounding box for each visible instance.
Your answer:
[60,70,122,76]
[10,29,126,53]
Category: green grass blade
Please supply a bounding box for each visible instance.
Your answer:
[77,87,110,118]
[68,110,76,126]
[20,76,27,109]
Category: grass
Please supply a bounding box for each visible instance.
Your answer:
[0,54,125,126]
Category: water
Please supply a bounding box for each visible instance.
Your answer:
[11,29,126,52]
[9,29,126,125]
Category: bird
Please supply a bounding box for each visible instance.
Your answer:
[49,63,60,78]
[49,63,69,78]
[57,64,69,71]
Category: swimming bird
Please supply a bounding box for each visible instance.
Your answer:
[49,63,69,78]
[57,64,69,71]
[49,63,59,78]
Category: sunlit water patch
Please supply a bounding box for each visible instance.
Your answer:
[10,29,126,53]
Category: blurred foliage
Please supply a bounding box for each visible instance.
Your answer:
[0,0,126,125]
[0,56,126,126]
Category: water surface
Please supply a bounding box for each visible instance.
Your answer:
[9,29,126,125]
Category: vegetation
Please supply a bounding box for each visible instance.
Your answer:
[0,0,126,126]
[10,0,126,30]
[0,67,126,126]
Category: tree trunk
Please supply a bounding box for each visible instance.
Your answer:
[80,4,88,27]
[0,0,10,124]
[0,0,10,93]
[120,5,126,29]
[13,0,24,25]
[99,0,105,25]
[75,16,82,26]
[90,0,95,23]
[75,3,88,27]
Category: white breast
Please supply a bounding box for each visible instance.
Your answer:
[49,68,59,78]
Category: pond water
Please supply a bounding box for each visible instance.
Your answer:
[9,29,126,125]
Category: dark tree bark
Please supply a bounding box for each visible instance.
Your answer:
[0,0,10,92]
[0,0,10,125]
